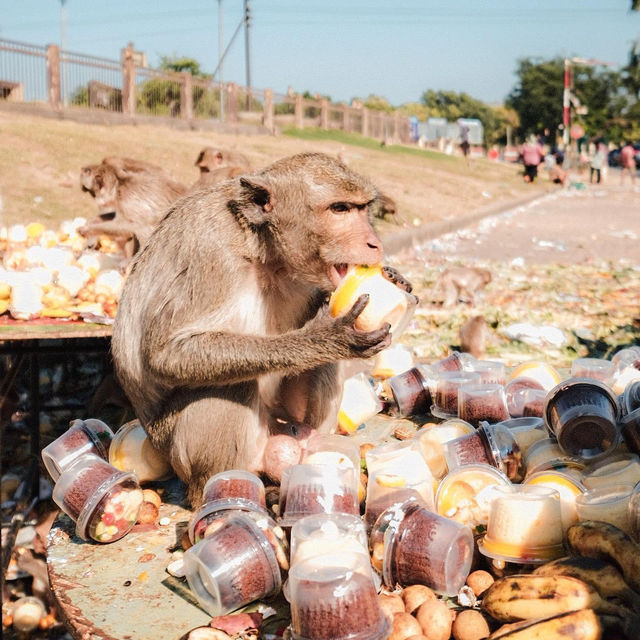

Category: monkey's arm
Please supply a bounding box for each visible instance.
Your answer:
[78,218,137,239]
[142,296,390,387]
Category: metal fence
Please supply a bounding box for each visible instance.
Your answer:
[0,38,413,143]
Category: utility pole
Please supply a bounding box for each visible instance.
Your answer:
[218,0,224,121]
[244,0,251,110]
[60,0,68,106]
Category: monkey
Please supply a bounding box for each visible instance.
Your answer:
[194,146,251,173]
[459,315,489,358]
[79,156,188,255]
[190,165,248,191]
[431,266,492,308]
[111,152,413,507]
[369,191,401,224]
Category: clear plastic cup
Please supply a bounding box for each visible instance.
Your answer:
[505,377,543,418]
[575,484,635,536]
[432,371,481,418]
[302,433,360,470]
[570,357,616,384]
[620,381,640,417]
[369,498,474,595]
[202,470,266,507]
[288,553,388,640]
[431,351,476,374]
[521,388,547,418]
[329,265,417,337]
[494,417,546,455]
[183,511,282,616]
[458,383,509,427]
[52,453,143,543]
[289,513,369,566]
[42,418,114,482]
[383,365,432,418]
[544,378,621,462]
[508,361,562,392]
[337,373,383,434]
[611,365,640,396]
[621,407,640,456]
[582,453,640,490]
[523,470,585,532]
[278,463,359,527]
[108,419,173,483]
[435,463,511,530]
[364,439,435,531]
[478,485,564,564]
[612,346,640,368]
[413,419,475,479]
[466,360,507,385]
[371,344,414,379]
[443,422,524,482]
[524,437,587,477]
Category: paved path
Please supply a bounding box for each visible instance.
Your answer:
[410,183,640,266]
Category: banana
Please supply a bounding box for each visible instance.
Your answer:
[533,555,640,612]
[566,520,640,594]
[488,609,602,639]
[480,574,623,622]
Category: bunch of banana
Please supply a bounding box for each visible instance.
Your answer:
[533,555,640,611]
[566,520,640,593]
[480,574,625,623]
[488,609,602,640]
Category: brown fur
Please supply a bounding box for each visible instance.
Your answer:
[370,192,400,223]
[195,147,251,172]
[190,165,248,191]
[432,266,492,307]
[459,315,489,358]
[112,152,404,506]
[79,156,188,252]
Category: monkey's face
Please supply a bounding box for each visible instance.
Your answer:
[80,165,118,212]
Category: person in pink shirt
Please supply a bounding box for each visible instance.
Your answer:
[520,135,545,183]
[620,142,637,186]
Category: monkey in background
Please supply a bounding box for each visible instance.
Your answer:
[431,266,492,308]
[459,315,489,358]
[369,191,401,224]
[191,147,253,191]
[79,156,188,255]
[112,152,412,507]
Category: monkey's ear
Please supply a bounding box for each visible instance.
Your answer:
[237,176,274,224]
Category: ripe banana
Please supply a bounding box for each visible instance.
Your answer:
[488,609,602,640]
[566,520,640,593]
[533,555,640,612]
[480,574,622,622]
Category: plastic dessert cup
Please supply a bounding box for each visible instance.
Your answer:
[494,417,546,455]
[508,361,562,392]
[466,360,507,385]
[413,420,475,479]
[582,453,640,491]
[570,357,616,384]
[202,469,266,507]
[523,470,585,532]
[337,373,382,434]
[52,454,143,543]
[278,463,359,527]
[620,381,640,417]
[575,484,635,537]
[384,365,433,418]
[435,463,511,530]
[369,498,474,595]
[42,418,114,482]
[302,433,360,470]
[108,419,172,483]
[183,512,282,616]
[288,553,388,640]
[478,485,564,564]
[612,346,640,368]
[329,264,417,337]
[544,378,621,462]
[371,344,414,379]
[611,365,640,396]
[628,482,640,541]
[431,351,476,374]
[443,422,524,482]
[432,371,481,418]
[364,440,435,531]
[458,383,510,427]
[621,406,640,456]
[289,513,369,566]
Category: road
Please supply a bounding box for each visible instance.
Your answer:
[413,182,639,266]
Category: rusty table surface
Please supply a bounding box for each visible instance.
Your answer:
[46,481,210,640]
[0,318,112,341]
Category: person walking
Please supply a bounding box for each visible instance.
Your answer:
[520,135,544,183]
[589,143,605,184]
[620,142,637,187]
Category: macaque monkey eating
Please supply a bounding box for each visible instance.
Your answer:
[79,156,188,255]
[432,266,492,308]
[112,152,412,507]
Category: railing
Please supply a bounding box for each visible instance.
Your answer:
[0,39,412,143]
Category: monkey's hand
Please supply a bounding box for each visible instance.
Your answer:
[307,294,391,360]
[382,265,413,294]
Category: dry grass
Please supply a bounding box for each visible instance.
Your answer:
[0,110,543,233]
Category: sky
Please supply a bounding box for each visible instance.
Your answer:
[2,1,640,106]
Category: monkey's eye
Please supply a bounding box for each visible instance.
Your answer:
[329,202,351,213]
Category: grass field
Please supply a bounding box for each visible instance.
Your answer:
[0,109,542,234]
